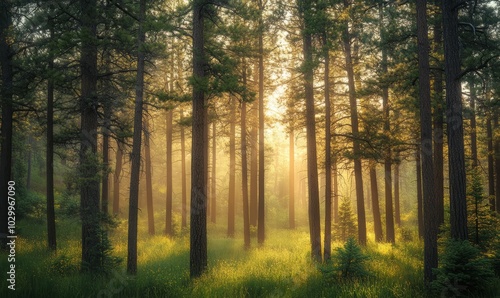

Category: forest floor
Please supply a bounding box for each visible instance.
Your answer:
[1,217,499,298]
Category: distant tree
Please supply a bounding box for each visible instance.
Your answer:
[334,197,357,242]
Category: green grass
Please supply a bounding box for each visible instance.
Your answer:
[1,218,499,297]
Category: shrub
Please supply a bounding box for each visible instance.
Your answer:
[432,239,494,297]
[321,238,370,281]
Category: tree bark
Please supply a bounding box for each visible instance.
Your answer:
[257,0,266,245]
[190,0,208,278]
[343,0,367,245]
[469,80,477,167]
[127,0,146,275]
[494,115,500,213]
[487,117,495,211]
[323,36,332,260]
[394,162,401,226]
[211,120,216,224]
[241,94,250,249]
[0,0,14,248]
[228,97,236,237]
[113,140,123,215]
[301,0,322,261]
[250,98,258,227]
[46,20,56,250]
[416,0,438,282]
[289,128,295,229]
[369,165,383,242]
[442,0,468,240]
[180,110,188,228]
[166,109,173,236]
[80,0,103,272]
[416,146,423,238]
[144,115,155,235]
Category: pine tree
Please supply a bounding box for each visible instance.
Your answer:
[335,197,357,242]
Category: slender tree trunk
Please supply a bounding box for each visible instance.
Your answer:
[301,0,322,261]
[442,0,468,240]
[289,128,295,229]
[469,80,477,167]
[190,0,208,278]
[27,137,32,191]
[333,155,339,224]
[394,162,401,226]
[432,0,445,226]
[343,0,367,245]
[127,0,146,275]
[241,93,250,249]
[487,117,495,211]
[380,3,395,243]
[181,110,188,228]
[369,164,383,242]
[417,0,438,282]
[250,99,258,227]
[144,115,155,235]
[80,0,102,272]
[257,0,266,245]
[113,140,123,215]
[46,23,56,250]
[416,146,424,238]
[211,121,216,224]
[324,37,332,261]
[495,115,500,213]
[102,104,110,216]
[228,97,236,237]
[166,109,173,236]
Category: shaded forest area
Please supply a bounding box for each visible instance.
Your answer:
[1,0,500,297]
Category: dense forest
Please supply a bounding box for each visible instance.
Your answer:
[1,0,500,297]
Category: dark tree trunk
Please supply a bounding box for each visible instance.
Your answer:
[250,98,258,227]
[46,23,56,250]
[495,115,500,213]
[417,0,438,282]
[343,0,366,245]
[228,97,236,237]
[211,120,216,224]
[113,140,123,215]
[333,156,339,224]
[416,146,424,238]
[369,165,383,242]
[166,109,173,236]
[442,0,468,240]
[27,137,32,191]
[394,163,401,226]
[432,0,445,226]
[180,110,188,228]
[190,0,208,278]
[257,0,266,245]
[301,0,322,261]
[241,93,250,249]
[144,115,155,235]
[0,0,14,248]
[323,37,332,261]
[80,0,103,272]
[289,128,295,229]
[102,104,110,216]
[469,80,477,167]
[487,117,495,211]
[127,0,146,275]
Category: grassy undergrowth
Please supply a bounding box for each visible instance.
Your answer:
[1,217,499,297]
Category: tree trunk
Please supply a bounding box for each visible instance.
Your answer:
[250,98,258,227]
[323,36,332,261]
[211,120,216,224]
[343,0,366,245]
[257,0,266,245]
[113,140,123,215]
[241,95,251,249]
[27,137,32,191]
[416,0,438,282]
[432,0,445,226]
[102,103,110,216]
[190,0,208,278]
[487,117,495,211]
[166,109,173,236]
[0,0,14,248]
[394,162,401,226]
[442,0,468,240]
[289,128,295,229]
[369,164,383,242]
[301,0,322,261]
[181,110,188,228]
[495,115,500,213]
[416,146,424,238]
[228,97,236,238]
[127,0,146,275]
[469,80,477,167]
[46,22,56,250]
[144,115,155,235]
[80,0,103,272]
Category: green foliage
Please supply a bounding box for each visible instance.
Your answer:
[334,197,357,242]
[49,254,79,275]
[432,239,495,297]
[17,191,46,221]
